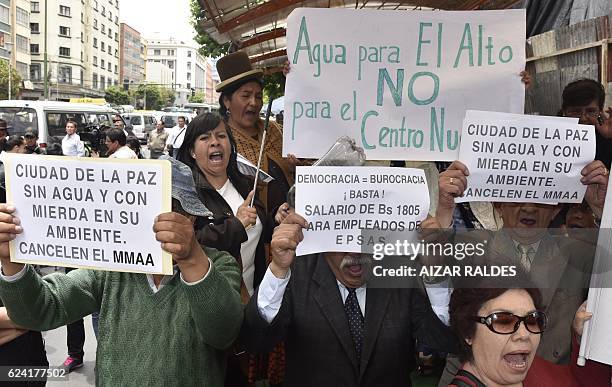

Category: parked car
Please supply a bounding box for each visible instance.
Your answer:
[122,112,157,142]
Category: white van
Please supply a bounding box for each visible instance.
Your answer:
[122,112,157,142]
[0,100,120,152]
[161,112,195,129]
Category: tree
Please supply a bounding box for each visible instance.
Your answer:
[190,0,230,58]
[0,61,22,100]
[262,72,286,102]
[160,87,176,107]
[105,85,131,105]
[188,92,205,103]
[133,84,162,110]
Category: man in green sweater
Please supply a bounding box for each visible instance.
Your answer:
[0,165,243,386]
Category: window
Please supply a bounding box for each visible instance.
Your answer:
[114,32,118,41]
[16,7,29,27]
[187,62,191,70]
[167,49,174,56]
[109,11,112,21]
[93,37,98,48]
[93,19,98,29]
[115,16,118,24]
[114,64,118,74]
[167,61,174,70]
[31,2,40,12]
[187,51,192,58]
[81,32,84,42]
[101,42,105,52]
[16,35,29,54]
[101,59,105,68]
[108,28,111,36]
[101,24,105,35]
[101,6,105,16]
[93,73,98,88]
[81,12,83,22]
[30,64,41,81]
[59,26,70,37]
[16,62,28,79]
[30,23,40,33]
[0,6,8,24]
[59,5,70,17]
[59,46,70,57]
[187,83,191,89]
[154,49,160,56]
[59,66,72,84]
[115,49,118,57]
[186,73,191,80]
[93,0,98,10]
[93,56,98,66]
[80,70,84,86]
[30,44,39,54]
[100,76,105,89]
[107,62,111,71]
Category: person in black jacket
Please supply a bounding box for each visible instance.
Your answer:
[241,213,459,387]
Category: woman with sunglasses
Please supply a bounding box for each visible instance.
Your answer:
[448,280,607,387]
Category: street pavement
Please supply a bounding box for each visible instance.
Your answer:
[43,315,97,386]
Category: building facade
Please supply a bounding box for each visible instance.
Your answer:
[119,22,144,87]
[0,0,32,96]
[145,37,210,106]
[25,0,120,100]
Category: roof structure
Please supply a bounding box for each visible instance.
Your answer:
[196,0,522,70]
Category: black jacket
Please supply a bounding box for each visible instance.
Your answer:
[242,254,459,387]
[192,167,272,290]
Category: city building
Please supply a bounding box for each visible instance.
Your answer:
[204,58,219,104]
[145,37,209,106]
[0,0,33,96]
[119,22,144,87]
[25,0,120,100]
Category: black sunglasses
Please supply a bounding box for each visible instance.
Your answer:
[474,311,547,335]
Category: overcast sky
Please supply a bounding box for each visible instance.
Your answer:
[119,0,197,43]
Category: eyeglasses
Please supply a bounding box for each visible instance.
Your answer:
[474,311,547,334]
[564,107,600,119]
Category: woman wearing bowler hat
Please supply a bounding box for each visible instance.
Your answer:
[216,51,293,214]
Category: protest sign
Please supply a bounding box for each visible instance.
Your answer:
[456,110,594,204]
[578,185,612,366]
[295,166,429,255]
[5,154,173,275]
[284,8,526,161]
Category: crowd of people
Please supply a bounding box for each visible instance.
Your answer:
[0,48,610,387]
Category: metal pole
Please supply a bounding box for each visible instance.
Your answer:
[144,86,147,110]
[43,0,48,99]
[8,56,11,100]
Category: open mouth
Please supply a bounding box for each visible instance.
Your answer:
[519,217,536,226]
[503,351,529,370]
[244,110,258,119]
[209,151,224,164]
[346,264,363,277]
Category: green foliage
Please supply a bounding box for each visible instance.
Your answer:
[0,61,22,100]
[188,92,205,103]
[160,87,176,107]
[262,72,286,102]
[190,0,230,58]
[105,85,131,105]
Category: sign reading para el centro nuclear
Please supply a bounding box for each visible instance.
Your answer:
[5,154,173,275]
[283,8,526,161]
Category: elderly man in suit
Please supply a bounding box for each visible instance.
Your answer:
[241,212,458,387]
[435,159,608,385]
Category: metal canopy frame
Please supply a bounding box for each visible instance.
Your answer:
[197,0,522,69]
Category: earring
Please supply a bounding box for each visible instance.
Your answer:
[191,152,196,158]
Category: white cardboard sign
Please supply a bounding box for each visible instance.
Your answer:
[5,154,173,275]
[284,8,526,161]
[456,110,594,204]
[295,166,429,255]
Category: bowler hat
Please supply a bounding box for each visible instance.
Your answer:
[215,51,263,92]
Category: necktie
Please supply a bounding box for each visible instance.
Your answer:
[344,287,364,361]
[517,244,535,271]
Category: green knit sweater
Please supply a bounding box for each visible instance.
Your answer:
[0,248,243,386]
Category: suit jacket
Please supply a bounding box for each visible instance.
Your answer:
[242,254,458,387]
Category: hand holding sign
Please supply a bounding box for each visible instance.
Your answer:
[581,160,609,213]
[0,204,24,276]
[237,190,257,228]
[269,213,308,279]
[437,161,469,228]
[153,212,210,283]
